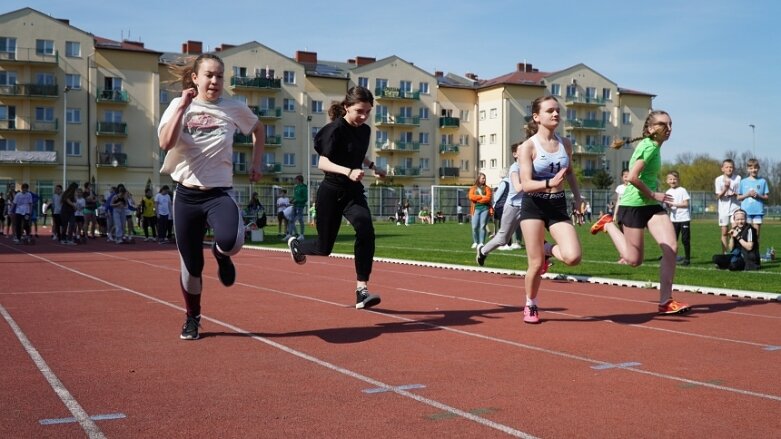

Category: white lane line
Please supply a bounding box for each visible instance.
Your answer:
[15,250,537,438]
[0,304,106,439]
[0,289,122,296]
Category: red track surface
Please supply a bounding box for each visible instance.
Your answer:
[1,233,779,438]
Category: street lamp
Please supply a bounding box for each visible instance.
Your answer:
[748,124,756,158]
[63,86,71,187]
[306,115,312,217]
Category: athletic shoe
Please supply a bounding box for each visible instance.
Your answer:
[523,305,541,324]
[590,214,613,235]
[212,243,235,287]
[471,243,478,249]
[540,241,554,275]
[355,287,381,309]
[476,244,487,266]
[498,244,512,251]
[288,236,306,265]
[677,259,690,266]
[658,299,691,315]
[510,243,523,250]
[180,314,201,340]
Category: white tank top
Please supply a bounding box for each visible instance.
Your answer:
[531,134,569,181]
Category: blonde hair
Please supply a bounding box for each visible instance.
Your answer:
[610,110,670,149]
[168,54,224,91]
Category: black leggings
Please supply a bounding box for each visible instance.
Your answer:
[673,221,691,260]
[298,181,375,281]
[173,185,243,294]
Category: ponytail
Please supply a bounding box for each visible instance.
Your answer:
[328,86,374,121]
[167,54,224,91]
[611,110,671,149]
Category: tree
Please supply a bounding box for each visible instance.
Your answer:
[591,169,614,189]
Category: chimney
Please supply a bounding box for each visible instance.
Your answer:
[465,72,478,80]
[355,56,376,67]
[215,43,235,52]
[434,71,443,78]
[295,50,318,65]
[182,40,203,55]
[347,59,356,65]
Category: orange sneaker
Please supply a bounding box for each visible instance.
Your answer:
[658,299,692,315]
[590,214,613,235]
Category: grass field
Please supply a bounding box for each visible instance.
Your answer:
[254,219,781,295]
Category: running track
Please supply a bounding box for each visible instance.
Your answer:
[1,234,779,438]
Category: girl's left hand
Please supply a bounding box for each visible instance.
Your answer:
[249,165,263,182]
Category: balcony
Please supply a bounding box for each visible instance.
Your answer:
[0,118,59,133]
[388,166,421,177]
[374,115,420,127]
[0,84,58,98]
[0,150,58,164]
[96,88,129,104]
[230,76,281,91]
[439,144,460,154]
[264,162,282,174]
[565,119,606,131]
[96,151,128,167]
[564,94,606,106]
[439,167,460,178]
[233,162,249,174]
[96,121,128,136]
[374,86,420,101]
[249,106,282,120]
[439,116,460,129]
[0,48,58,64]
[375,141,420,153]
[265,135,282,147]
[234,133,252,145]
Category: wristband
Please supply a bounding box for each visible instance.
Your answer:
[545,179,550,189]
[368,161,375,170]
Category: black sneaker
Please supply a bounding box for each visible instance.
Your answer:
[476,243,487,266]
[288,236,306,265]
[212,243,235,286]
[180,315,201,340]
[355,287,381,309]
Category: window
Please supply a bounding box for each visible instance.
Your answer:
[283,125,295,139]
[104,110,122,122]
[265,125,276,138]
[490,134,496,144]
[0,139,16,151]
[442,159,454,168]
[65,74,81,89]
[402,157,413,169]
[479,110,485,120]
[622,112,631,124]
[104,143,123,153]
[479,160,485,169]
[419,132,429,144]
[419,158,430,170]
[233,151,247,169]
[459,134,470,146]
[233,66,247,77]
[65,41,81,57]
[621,160,630,170]
[257,67,274,78]
[375,78,388,90]
[566,108,577,120]
[35,107,54,122]
[35,39,55,56]
[36,73,55,85]
[586,110,597,121]
[66,141,81,156]
[311,100,323,113]
[601,135,612,146]
[260,97,275,110]
[283,98,296,112]
[419,82,429,94]
[550,83,561,96]
[602,88,612,101]
[310,153,318,167]
[460,110,469,122]
[283,153,295,166]
[311,126,319,139]
[478,135,485,145]
[399,106,412,118]
[66,108,81,124]
[283,71,296,85]
[490,159,497,168]
[0,70,17,85]
[586,87,597,99]
[376,131,388,143]
[399,80,412,92]
[35,139,55,151]
[263,152,275,165]
[419,107,429,119]
[566,84,577,97]
[399,131,413,143]
[0,37,16,58]
[489,108,497,119]
[160,90,171,104]
[358,77,368,88]
[441,134,453,145]
[461,160,470,171]
[602,111,611,123]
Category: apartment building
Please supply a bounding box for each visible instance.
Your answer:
[1,6,652,199]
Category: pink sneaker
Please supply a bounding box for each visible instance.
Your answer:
[523,305,541,324]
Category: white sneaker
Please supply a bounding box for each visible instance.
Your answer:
[498,244,512,251]
[510,243,522,249]
[471,243,478,249]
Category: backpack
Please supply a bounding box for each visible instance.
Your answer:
[493,179,509,210]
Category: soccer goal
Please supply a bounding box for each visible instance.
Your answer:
[431,185,470,223]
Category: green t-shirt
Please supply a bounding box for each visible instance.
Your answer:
[620,138,662,207]
[293,183,307,208]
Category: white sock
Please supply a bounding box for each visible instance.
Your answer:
[526,298,536,307]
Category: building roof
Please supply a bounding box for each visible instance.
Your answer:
[617,87,656,97]
[477,70,550,88]
[94,36,162,55]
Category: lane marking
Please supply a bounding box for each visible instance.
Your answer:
[39,413,126,425]
[591,362,642,370]
[0,304,106,439]
[363,384,426,394]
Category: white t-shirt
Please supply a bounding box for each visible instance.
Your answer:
[276,196,290,214]
[155,193,171,216]
[13,191,33,215]
[158,97,258,188]
[714,174,741,217]
[615,183,629,202]
[666,186,691,222]
[75,198,85,217]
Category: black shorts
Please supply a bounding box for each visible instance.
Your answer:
[520,192,571,229]
[616,204,666,228]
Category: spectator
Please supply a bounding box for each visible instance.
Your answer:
[712,209,760,271]
[418,206,431,224]
[276,189,290,237]
[291,175,307,238]
[715,158,741,253]
[468,173,493,249]
[155,185,172,243]
[140,188,157,241]
[737,158,769,237]
[665,171,691,266]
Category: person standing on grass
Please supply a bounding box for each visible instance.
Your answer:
[158,53,265,340]
[291,175,307,239]
[737,158,769,237]
[287,86,387,309]
[590,110,691,315]
[715,159,741,253]
[665,171,691,266]
[518,96,585,324]
[468,173,493,249]
[476,142,524,266]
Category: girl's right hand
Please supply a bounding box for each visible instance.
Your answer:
[180,88,197,108]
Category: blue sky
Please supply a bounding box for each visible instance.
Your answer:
[7,0,779,162]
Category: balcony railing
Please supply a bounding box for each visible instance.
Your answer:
[264,163,282,173]
[374,86,420,100]
[0,48,58,64]
[96,121,128,136]
[374,115,420,126]
[0,84,58,98]
[265,135,282,147]
[439,144,460,154]
[231,76,282,90]
[572,143,606,155]
[439,167,460,178]
[565,94,606,106]
[388,166,421,177]
[0,118,59,132]
[565,119,606,130]
[0,150,58,164]
[96,88,129,103]
[375,141,420,152]
[249,106,282,119]
[439,116,460,128]
[96,152,128,167]
[233,162,248,174]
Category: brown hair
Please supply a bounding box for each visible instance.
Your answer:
[474,172,487,186]
[747,158,760,168]
[510,141,522,153]
[328,86,374,121]
[610,110,670,149]
[524,96,560,139]
[168,54,225,91]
